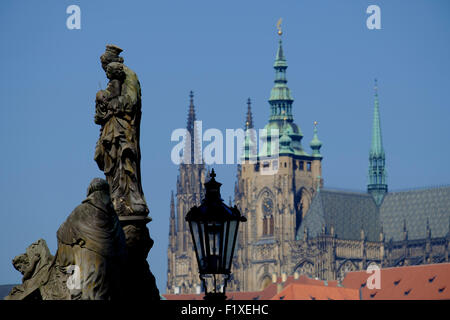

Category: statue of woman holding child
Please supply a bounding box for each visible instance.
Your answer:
[94,44,149,218]
[94,45,159,300]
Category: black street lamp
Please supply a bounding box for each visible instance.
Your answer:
[185,169,246,300]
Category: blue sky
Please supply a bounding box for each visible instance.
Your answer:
[1,0,449,293]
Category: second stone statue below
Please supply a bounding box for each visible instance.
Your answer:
[6,178,128,300]
[56,178,127,300]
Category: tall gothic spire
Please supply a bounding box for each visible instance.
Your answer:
[245,98,254,129]
[269,37,294,122]
[168,190,176,254]
[184,91,202,164]
[259,25,309,158]
[368,79,387,205]
[242,98,257,160]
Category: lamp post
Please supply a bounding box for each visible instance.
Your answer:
[185,169,246,301]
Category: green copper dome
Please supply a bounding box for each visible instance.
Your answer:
[280,132,292,143]
[310,135,321,148]
[264,120,300,135]
[280,133,293,153]
[259,120,308,157]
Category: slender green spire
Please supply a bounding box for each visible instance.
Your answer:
[368,79,387,205]
[310,121,322,158]
[259,29,308,158]
[275,39,287,67]
[269,38,293,121]
[371,79,384,156]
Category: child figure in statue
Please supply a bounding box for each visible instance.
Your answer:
[95,62,125,125]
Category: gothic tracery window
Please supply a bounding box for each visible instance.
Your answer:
[269,215,274,235]
[337,260,357,282]
[261,195,274,237]
[296,262,314,278]
[263,216,268,236]
[262,215,274,236]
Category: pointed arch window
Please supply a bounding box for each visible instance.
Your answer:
[263,215,274,236]
[269,215,274,235]
[261,195,274,236]
[263,216,268,236]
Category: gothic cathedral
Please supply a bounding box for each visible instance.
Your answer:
[232,36,323,292]
[166,33,450,294]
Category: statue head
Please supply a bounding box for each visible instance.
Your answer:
[12,253,29,275]
[100,44,124,72]
[86,178,114,211]
[106,62,125,81]
[12,239,49,275]
[87,178,110,197]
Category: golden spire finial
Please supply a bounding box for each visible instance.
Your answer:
[277,18,283,36]
[314,121,318,127]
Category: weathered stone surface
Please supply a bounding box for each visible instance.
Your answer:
[5,239,69,300]
[94,44,148,217]
[6,178,128,300]
[7,45,160,300]
[94,44,160,300]
[56,178,127,300]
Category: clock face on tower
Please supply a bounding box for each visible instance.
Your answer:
[262,197,274,215]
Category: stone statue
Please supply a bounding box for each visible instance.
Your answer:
[56,178,127,300]
[94,44,148,217]
[6,239,70,300]
[6,179,128,300]
[94,44,160,300]
[7,45,159,300]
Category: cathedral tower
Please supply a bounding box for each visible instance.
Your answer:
[232,30,323,292]
[167,91,206,294]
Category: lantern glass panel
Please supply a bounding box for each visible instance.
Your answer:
[225,220,238,271]
[190,220,206,271]
[205,221,223,273]
[221,220,229,269]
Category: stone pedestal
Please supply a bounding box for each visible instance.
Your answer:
[119,216,160,300]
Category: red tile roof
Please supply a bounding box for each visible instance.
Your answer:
[163,263,450,300]
[271,283,360,300]
[343,263,450,300]
[163,275,345,300]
